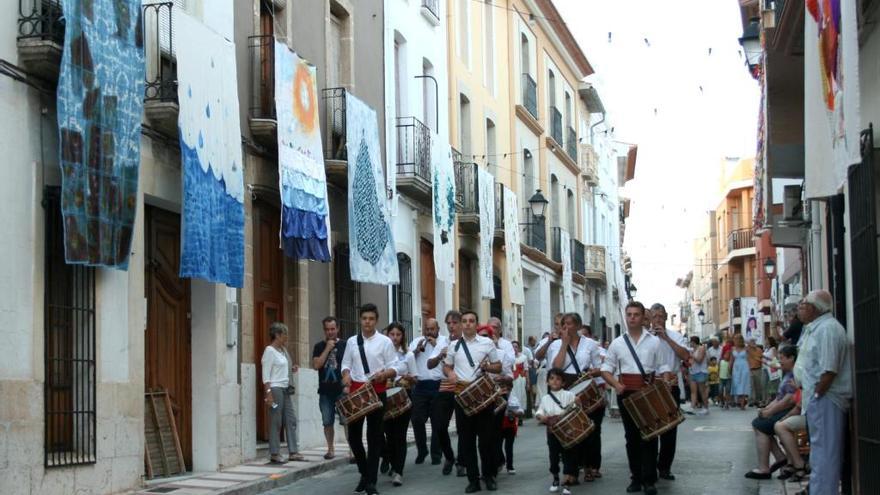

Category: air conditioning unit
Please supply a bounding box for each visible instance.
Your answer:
[782,185,803,221]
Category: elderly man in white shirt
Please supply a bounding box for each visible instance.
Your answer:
[601,302,670,495]
[444,310,501,493]
[793,290,853,495]
[648,303,692,482]
[340,304,400,495]
[409,317,448,465]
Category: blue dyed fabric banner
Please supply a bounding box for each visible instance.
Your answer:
[57,0,145,268]
[176,12,244,288]
[346,93,398,285]
[275,42,331,261]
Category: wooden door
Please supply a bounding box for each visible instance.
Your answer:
[253,201,284,442]
[145,207,192,470]
[420,240,436,320]
[259,4,275,116]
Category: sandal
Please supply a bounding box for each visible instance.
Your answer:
[268,455,284,465]
[789,466,810,482]
[324,452,335,460]
[584,470,595,482]
[770,459,787,473]
[288,453,306,462]
[777,465,795,480]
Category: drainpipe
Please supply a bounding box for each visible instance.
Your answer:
[589,113,606,146]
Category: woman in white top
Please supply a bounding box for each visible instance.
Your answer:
[688,336,709,414]
[510,342,530,424]
[381,323,417,486]
[261,322,304,463]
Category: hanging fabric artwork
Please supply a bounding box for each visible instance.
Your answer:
[275,42,331,261]
[57,0,145,269]
[502,185,524,305]
[478,168,495,299]
[560,229,574,311]
[804,0,861,199]
[176,12,244,287]
[346,93,399,285]
[433,144,457,283]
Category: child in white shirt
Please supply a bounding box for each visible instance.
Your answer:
[536,368,578,494]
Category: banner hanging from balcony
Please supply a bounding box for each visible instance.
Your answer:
[346,93,398,285]
[275,43,331,262]
[502,186,524,305]
[175,12,244,287]
[433,144,456,283]
[478,168,495,299]
[56,0,145,268]
[804,0,861,199]
[561,229,574,311]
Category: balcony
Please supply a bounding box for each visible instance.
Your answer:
[524,208,546,253]
[17,0,64,83]
[396,116,432,206]
[454,155,479,234]
[522,74,538,119]
[322,87,348,186]
[421,0,440,25]
[571,239,586,274]
[578,143,598,186]
[551,227,563,263]
[549,106,563,147]
[247,34,276,146]
[493,181,505,244]
[727,227,756,253]
[584,245,607,285]
[566,126,577,163]
[143,2,179,136]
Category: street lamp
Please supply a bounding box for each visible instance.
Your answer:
[629,283,638,300]
[698,309,705,324]
[527,189,549,218]
[763,257,776,280]
[738,17,761,76]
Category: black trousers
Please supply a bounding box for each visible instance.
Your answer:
[348,393,387,486]
[383,409,412,475]
[657,386,680,474]
[547,429,578,477]
[581,405,605,470]
[432,391,458,463]
[491,396,508,477]
[501,428,516,470]
[618,394,658,485]
[411,381,441,461]
[456,403,495,483]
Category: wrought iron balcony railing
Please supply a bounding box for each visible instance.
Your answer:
[524,208,546,252]
[396,116,432,183]
[421,0,439,20]
[551,227,563,263]
[248,34,275,120]
[727,228,756,252]
[522,73,537,119]
[549,106,563,146]
[143,2,178,103]
[494,181,505,234]
[18,0,64,43]
[323,87,347,161]
[566,126,577,162]
[454,159,478,215]
[572,238,586,274]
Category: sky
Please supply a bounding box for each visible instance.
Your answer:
[554,0,761,318]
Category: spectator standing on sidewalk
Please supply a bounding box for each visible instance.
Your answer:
[763,337,781,406]
[747,338,766,406]
[263,322,304,463]
[794,290,853,495]
[730,333,751,409]
[688,336,709,414]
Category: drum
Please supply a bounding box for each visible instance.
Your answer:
[455,375,499,416]
[621,380,684,440]
[383,387,412,420]
[493,395,508,415]
[550,406,595,449]
[336,382,382,424]
[568,379,605,414]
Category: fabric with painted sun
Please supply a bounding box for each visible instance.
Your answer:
[293,63,317,134]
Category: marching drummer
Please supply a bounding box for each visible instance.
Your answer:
[340,304,401,495]
[443,310,501,493]
[428,311,464,477]
[535,368,578,495]
[600,301,670,495]
[478,323,514,483]
[380,322,418,486]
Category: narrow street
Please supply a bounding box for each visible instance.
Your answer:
[264,408,773,495]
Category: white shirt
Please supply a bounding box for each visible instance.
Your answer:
[497,337,516,363]
[795,313,853,411]
[690,345,709,374]
[706,345,722,363]
[536,389,576,417]
[496,345,515,379]
[654,328,688,374]
[410,335,448,380]
[601,331,669,376]
[444,334,499,380]
[546,336,601,375]
[392,348,418,385]
[595,347,607,385]
[261,346,290,388]
[341,332,400,383]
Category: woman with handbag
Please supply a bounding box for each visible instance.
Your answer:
[262,322,305,463]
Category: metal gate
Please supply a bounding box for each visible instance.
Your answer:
[848,126,879,494]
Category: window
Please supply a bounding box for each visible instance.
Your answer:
[334,244,361,340]
[490,274,502,320]
[394,32,407,119]
[483,0,494,91]
[548,69,556,107]
[457,0,469,65]
[567,189,576,233]
[327,1,352,88]
[393,253,414,342]
[422,58,436,133]
[522,148,535,202]
[458,251,475,311]
[565,92,573,128]
[486,118,496,176]
[550,174,560,230]
[43,187,96,467]
[459,94,471,156]
[520,33,530,75]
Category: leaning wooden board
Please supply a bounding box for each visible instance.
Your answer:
[144,390,186,479]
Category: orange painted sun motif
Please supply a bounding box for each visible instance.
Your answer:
[292,62,317,133]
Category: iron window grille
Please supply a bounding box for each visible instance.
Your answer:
[571,239,586,274]
[522,73,537,119]
[334,244,361,340]
[43,187,97,468]
[18,0,64,43]
[454,159,478,215]
[248,34,275,121]
[566,126,577,162]
[494,181,505,233]
[392,253,414,343]
[524,207,546,252]
[323,87,348,161]
[142,2,178,103]
[396,116,432,183]
[549,106,563,146]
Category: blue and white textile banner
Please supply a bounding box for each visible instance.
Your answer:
[502,185,524,305]
[561,229,574,311]
[433,144,456,283]
[478,168,495,299]
[275,43,331,261]
[346,93,398,285]
[176,11,244,287]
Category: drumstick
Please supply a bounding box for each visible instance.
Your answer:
[471,355,489,378]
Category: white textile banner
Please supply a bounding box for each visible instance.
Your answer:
[502,186,524,305]
[478,167,496,299]
[433,144,457,282]
[561,229,574,311]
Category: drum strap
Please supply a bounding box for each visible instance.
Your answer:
[623,334,648,383]
[357,333,370,375]
[457,338,476,368]
[566,346,581,374]
[548,391,563,408]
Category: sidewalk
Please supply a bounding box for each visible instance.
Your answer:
[131,420,452,495]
